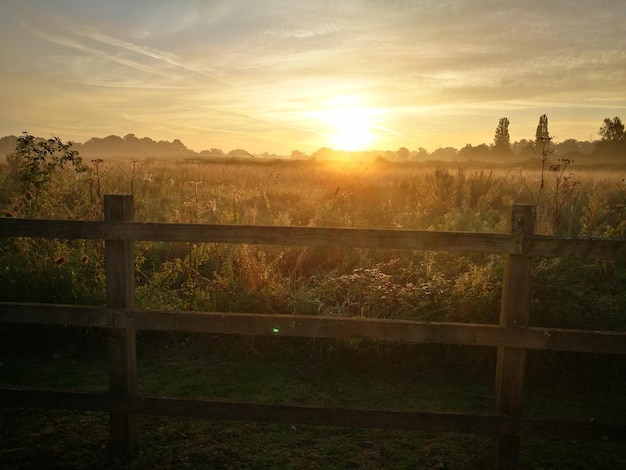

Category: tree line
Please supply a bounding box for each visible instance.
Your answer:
[0,116,623,163]
[487,115,624,162]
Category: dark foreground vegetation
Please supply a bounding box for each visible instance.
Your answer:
[1,134,625,468]
[1,326,625,469]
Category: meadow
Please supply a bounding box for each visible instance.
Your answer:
[2,155,625,327]
[1,151,626,468]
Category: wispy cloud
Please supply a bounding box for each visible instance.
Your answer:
[16,8,225,87]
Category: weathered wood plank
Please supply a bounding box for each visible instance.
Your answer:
[0,218,521,253]
[525,235,626,260]
[2,387,624,442]
[2,303,625,354]
[104,195,137,457]
[0,303,113,327]
[0,218,106,239]
[4,217,625,259]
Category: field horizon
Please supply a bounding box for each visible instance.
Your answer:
[1,137,625,468]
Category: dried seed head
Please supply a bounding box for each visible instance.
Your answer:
[54,256,68,267]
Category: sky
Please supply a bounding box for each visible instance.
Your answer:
[1,0,625,155]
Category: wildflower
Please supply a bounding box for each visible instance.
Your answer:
[54,256,68,267]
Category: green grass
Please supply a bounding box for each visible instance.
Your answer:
[1,327,625,469]
[2,156,625,468]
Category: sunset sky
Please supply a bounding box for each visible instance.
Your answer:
[1,0,625,154]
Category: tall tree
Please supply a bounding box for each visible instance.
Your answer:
[493,117,512,155]
[535,114,550,142]
[531,116,555,201]
[595,116,625,159]
[533,113,554,167]
[598,116,624,142]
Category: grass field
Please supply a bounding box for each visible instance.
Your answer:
[1,153,626,468]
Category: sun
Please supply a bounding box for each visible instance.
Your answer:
[315,96,379,151]
[329,109,376,151]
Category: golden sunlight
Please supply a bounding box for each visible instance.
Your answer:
[316,96,379,151]
[329,112,376,151]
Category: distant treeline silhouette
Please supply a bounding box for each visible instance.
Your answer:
[0,134,196,159]
[0,128,622,163]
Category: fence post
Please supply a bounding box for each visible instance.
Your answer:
[495,204,535,469]
[104,195,137,457]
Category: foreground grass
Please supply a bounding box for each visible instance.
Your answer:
[1,327,625,469]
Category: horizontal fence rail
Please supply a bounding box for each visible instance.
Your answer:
[0,217,523,253]
[1,196,625,470]
[1,387,624,443]
[2,217,626,260]
[2,303,625,355]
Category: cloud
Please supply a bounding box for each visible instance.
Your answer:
[1,0,624,152]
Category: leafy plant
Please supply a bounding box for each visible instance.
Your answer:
[7,132,87,194]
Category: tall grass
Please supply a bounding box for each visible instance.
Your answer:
[2,140,625,468]
[1,156,625,331]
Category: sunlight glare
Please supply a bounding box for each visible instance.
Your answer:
[317,96,379,151]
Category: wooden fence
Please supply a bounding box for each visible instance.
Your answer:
[1,195,625,469]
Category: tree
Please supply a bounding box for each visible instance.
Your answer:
[535,114,550,142]
[598,116,624,142]
[6,132,87,193]
[533,117,555,172]
[204,148,226,158]
[458,143,490,160]
[493,117,512,156]
[430,147,458,161]
[396,147,410,161]
[595,116,625,158]
[555,139,583,157]
[410,147,429,161]
[512,139,535,159]
[290,150,308,160]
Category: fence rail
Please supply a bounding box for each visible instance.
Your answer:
[2,303,625,355]
[2,387,623,442]
[2,217,626,260]
[1,195,625,470]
